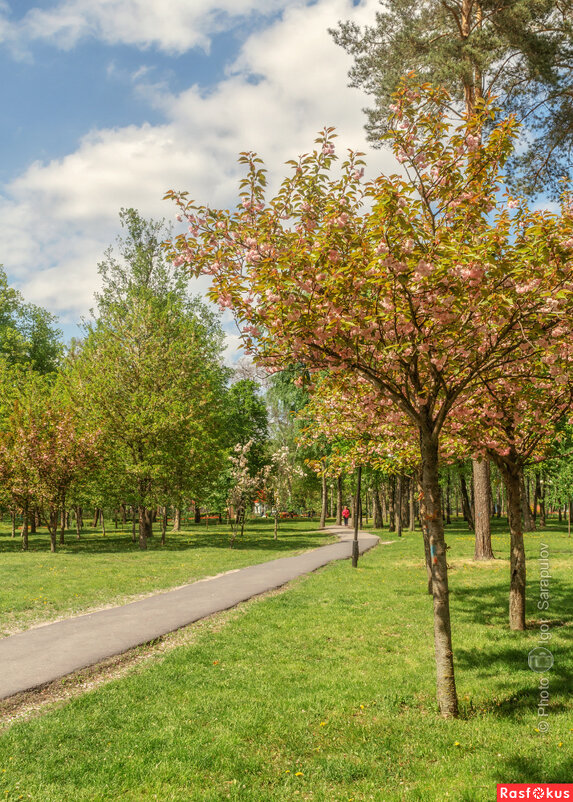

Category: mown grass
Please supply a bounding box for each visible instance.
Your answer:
[0,516,571,801]
[0,516,334,636]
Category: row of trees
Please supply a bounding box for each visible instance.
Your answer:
[0,210,325,552]
[167,76,573,718]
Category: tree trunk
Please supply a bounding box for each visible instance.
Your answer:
[396,474,403,537]
[419,429,458,718]
[21,504,29,552]
[535,472,546,528]
[194,505,201,524]
[30,510,37,534]
[445,469,451,525]
[138,505,148,550]
[352,466,362,568]
[10,509,16,539]
[373,483,383,528]
[520,470,535,531]
[172,507,181,532]
[48,509,58,553]
[320,472,328,528]
[101,510,106,537]
[409,475,416,530]
[473,457,494,560]
[92,508,99,527]
[336,475,343,525]
[144,507,153,538]
[459,473,474,530]
[496,460,527,630]
[161,506,167,546]
[388,476,396,532]
[569,499,572,537]
[59,496,67,546]
[131,511,136,543]
[417,472,433,595]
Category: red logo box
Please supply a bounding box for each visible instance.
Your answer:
[497,785,573,800]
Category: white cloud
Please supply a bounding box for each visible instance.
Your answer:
[6,0,292,53]
[0,0,393,354]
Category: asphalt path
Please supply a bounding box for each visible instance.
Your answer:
[0,525,382,700]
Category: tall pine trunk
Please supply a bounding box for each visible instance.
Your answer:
[419,429,458,717]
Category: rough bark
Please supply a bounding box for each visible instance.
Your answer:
[420,430,458,717]
[496,458,527,630]
[473,457,494,560]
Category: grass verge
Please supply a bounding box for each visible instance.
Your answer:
[0,517,334,635]
[0,517,571,800]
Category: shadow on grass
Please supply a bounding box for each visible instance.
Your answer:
[0,519,330,556]
[451,575,573,630]
[501,755,573,784]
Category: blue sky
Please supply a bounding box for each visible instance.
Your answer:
[0,0,390,359]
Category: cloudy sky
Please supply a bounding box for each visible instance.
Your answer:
[0,0,396,357]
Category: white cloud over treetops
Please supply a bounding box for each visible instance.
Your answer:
[0,0,394,358]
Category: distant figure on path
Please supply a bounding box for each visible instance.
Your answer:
[342,506,350,526]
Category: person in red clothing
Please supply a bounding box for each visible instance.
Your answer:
[341,506,350,526]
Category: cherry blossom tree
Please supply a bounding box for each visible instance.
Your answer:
[167,80,573,717]
[0,369,100,552]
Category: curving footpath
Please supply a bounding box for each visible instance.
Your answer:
[0,525,383,700]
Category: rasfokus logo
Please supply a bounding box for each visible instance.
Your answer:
[497,785,573,800]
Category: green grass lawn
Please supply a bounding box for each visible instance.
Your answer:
[0,516,571,801]
[0,516,334,636]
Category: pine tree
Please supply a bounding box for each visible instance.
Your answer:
[331,0,573,197]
